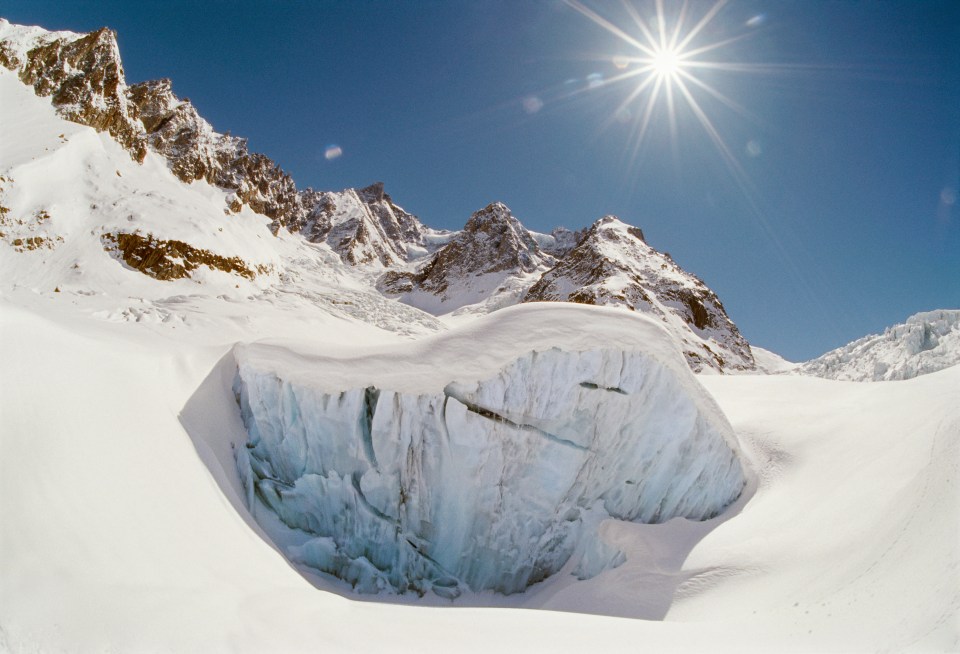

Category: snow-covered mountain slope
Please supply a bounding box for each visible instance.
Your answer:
[799,309,960,381]
[295,182,452,268]
[0,18,763,374]
[524,217,754,373]
[233,305,746,596]
[0,19,309,225]
[0,63,442,339]
[749,346,797,374]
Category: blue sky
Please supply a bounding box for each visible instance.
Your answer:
[3,0,958,361]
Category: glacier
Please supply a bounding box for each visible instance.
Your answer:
[799,309,960,381]
[232,305,747,597]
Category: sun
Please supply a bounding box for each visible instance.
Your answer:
[563,0,756,179]
[650,46,683,77]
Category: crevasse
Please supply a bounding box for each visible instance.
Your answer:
[234,347,745,597]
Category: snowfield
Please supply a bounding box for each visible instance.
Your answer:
[1,22,958,654]
[2,296,957,652]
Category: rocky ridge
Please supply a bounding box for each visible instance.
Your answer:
[298,182,451,267]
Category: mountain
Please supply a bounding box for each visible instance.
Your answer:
[524,217,754,372]
[378,201,555,314]
[295,182,452,268]
[0,19,755,373]
[798,309,960,381]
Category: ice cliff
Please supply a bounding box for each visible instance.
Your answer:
[232,305,747,597]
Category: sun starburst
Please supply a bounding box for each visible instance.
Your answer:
[564,0,755,180]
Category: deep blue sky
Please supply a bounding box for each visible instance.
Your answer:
[4,1,958,361]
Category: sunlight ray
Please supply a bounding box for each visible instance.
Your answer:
[620,0,659,50]
[668,0,689,51]
[564,0,655,58]
[675,67,752,119]
[675,0,728,52]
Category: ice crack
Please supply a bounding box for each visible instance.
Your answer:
[443,385,590,452]
[579,381,627,394]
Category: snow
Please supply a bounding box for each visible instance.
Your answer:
[748,345,797,374]
[3,295,957,652]
[1,31,958,653]
[232,306,746,596]
[799,309,960,381]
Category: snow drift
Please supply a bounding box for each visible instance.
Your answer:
[231,305,747,596]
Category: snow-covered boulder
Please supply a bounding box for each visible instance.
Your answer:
[232,304,747,596]
[799,309,960,381]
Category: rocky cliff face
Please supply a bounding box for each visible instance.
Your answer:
[0,23,147,161]
[524,217,754,372]
[125,78,303,224]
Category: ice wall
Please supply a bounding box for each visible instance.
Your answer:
[233,343,746,597]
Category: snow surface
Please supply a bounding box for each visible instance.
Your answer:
[232,306,746,596]
[748,346,797,374]
[1,33,958,653]
[2,295,957,652]
[799,309,960,381]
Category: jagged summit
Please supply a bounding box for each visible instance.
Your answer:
[459,201,547,274]
[296,183,447,268]
[524,216,754,372]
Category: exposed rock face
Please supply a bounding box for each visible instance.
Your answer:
[0,24,147,161]
[102,231,265,281]
[0,20,304,227]
[524,217,754,373]
[125,79,304,224]
[296,182,446,267]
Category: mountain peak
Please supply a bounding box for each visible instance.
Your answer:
[589,215,646,244]
[357,181,386,203]
[464,201,513,229]
[524,218,753,372]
